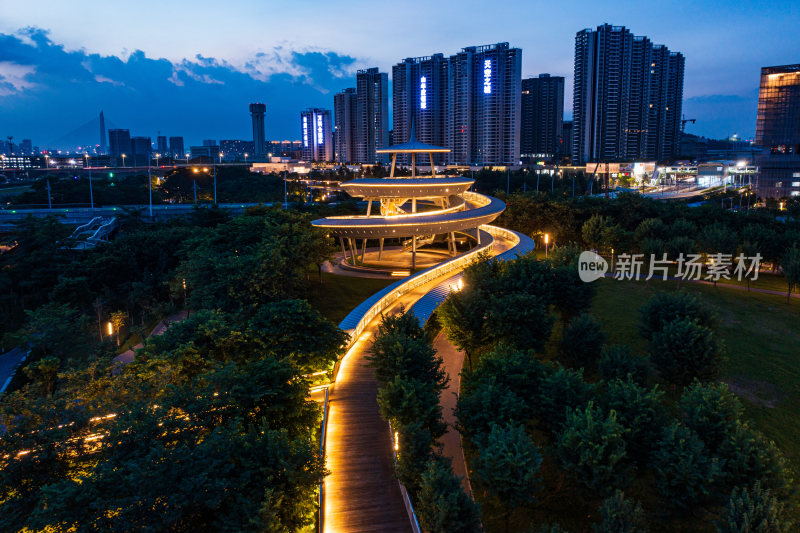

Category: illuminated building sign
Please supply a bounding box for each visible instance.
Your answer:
[303,116,309,147]
[483,59,492,94]
[317,114,324,145]
[420,76,427,109]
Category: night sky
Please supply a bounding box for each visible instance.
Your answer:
[1,0,798,149]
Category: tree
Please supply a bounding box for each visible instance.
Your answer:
[559,313,606,367]
[109,310,127,346]
[593,490,648,533]
[699,222,738,257]
[367,325,447,392]
[650,422,722,510]
[780,244,800,304]
[416,457,482,533]
[245,299,346,373]
[487,293,554,352]
[634,218,668,245]
[582,214,613,251]
[377,376,447,440]
[639,290,717,340]
[718,422,793,496]
[551,264,597,320]
[473,424,542,533]
[554,402,630,495]
[715,481,791,533]
[649,317,725,385]
[9,303,92,362]
[22,356,60,397]
[600,379,667,464]
[537,365,593,430]
[679,381,742,452]
[438,288,492,370]
[598,345,650,385]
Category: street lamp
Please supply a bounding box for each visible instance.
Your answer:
[185,152,190,165]
[121,153,126,168]
[544,233,550,259]
[85,153,94,209]
[244,153,248,163]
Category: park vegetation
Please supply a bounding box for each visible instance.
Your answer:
[0,206,345,531]
[437,251,794,532]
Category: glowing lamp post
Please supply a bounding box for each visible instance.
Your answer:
[544,233,550,258]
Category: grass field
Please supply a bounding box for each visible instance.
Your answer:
[305,272,394,324]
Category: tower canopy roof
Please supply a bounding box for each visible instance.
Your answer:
[376,122,450,154]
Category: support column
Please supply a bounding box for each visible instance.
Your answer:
[412,234,416,270]
[412,198,417,213]
[366,199,372,216]
[348,238,357,265]
[340,236,347,263]
[361,238,367,263]
[476,228,481,245]
[449,232,456,256]
[411,153,415,177]
[390,153,397,178]
[429,151,436,177]
[378,238,384,261]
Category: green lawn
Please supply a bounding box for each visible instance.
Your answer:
[305,272,394,324]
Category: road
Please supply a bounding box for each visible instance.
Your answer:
[323,234,513,533]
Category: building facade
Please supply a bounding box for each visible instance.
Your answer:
[447,43,522,166]
[755,64,800,198]
[301,108,334,162]
[131,136,152,166]
[572,24,684,165]
[250,103,267,159]
[157,135,168,154]
[355,68,390,163]
[169,136,185,159]
[334,88,357,163]
[220,140,255,161]
[392,54,449,164]
[108,129,131,162]
[521,74,564,160]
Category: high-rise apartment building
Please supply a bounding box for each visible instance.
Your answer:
[572,24,684,164]
[755,64,800,198]
[334,88,357,163]
[560,120,574,161]
[108,129,131,163]
[521,74,564,160]
[301,108,333,162]
[250,103,267,159]
[447,43,522,166]
[392,54,449,164]
[390,43,521,166]
[169,136,185,159]
[156,135,168,154]
[355,68,390,163]
[131,136,152,166]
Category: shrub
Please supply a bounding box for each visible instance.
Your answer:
[639,291,716,340]
[555,402,631,495]
[593,490,648,533]
[715,481,791,533]
[650,422,722,509]
[537,366,593,430]
[679,381,742,452]
[718,422,793,496]
[559,313,606,366]
[598,345,650,385]
[600,379,667,464]
[650,317,724,385]
[416,457,481,533]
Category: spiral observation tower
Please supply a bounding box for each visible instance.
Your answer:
[311,126,505,270]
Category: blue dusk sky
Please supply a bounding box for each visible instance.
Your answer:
[1,0,798,149]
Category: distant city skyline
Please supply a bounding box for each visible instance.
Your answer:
[1,0,798,148]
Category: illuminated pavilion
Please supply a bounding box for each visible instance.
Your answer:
[311,126,505,269]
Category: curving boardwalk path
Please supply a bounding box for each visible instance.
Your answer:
[323,234,516,533]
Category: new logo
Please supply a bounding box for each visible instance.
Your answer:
[578,251,608,283]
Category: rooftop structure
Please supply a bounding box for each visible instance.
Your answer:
[311,125,504,269]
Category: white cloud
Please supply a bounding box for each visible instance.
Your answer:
[94,74,124,86]
[0,61,37,95]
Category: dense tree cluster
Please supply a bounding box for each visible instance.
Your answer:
[0,207,345,530]
[440,252,793,532]
[367,310,480,533]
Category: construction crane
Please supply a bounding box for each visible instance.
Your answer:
[681,116,696,134]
